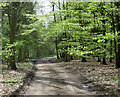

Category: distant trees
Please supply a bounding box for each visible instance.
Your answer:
[2,2,55,70]
[47,1,120,68]
[2,1,120,69]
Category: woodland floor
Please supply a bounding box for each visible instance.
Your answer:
[0,57,120,96]
[0,62,34,95]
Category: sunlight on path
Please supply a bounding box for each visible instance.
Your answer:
[26,60,96,95]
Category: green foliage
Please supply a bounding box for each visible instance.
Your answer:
[46,1,120,62]
[2,1,120,65]
[2,2,55,65]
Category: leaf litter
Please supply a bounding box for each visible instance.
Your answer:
[57,58,119,95]
[0,62,33,95]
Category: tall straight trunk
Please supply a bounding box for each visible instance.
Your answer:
[58,0,62,21]
[109,40,113,63]
[18,48,22,62]
[64,30,68,62]
[115,2,120,68]
[111,11,117,65]
[97,58,101,62]
[101,19,107,65]
[116,44,120,68]
[52,2,60,59]
[8,2,20,70]
[22,47,25,60]
[36,47,39,57]
[27,48,29,58]
[109,11,114,63]
[93,12,101,62]
[101,6,107,65]
[24,46,29,59]
[24,46,27,59]
[55,38,60,59]
[64,2,69,62]
[101,27,107,65]
[81,45,87,62]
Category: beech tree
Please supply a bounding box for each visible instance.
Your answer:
[2,2,55,70]
[46,1,120,68]
[115,2,120,68]
[2,2,21,70]
[2,1,120,69]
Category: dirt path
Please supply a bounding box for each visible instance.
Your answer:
[25,58,96,95]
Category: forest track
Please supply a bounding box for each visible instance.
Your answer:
[25,57,97,96]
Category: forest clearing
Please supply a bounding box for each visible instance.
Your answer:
[0,0,120,96]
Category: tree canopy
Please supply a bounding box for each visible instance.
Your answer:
[1,1,120,69]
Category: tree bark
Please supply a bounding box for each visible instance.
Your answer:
[82,57,87,62]
[115,2,120,68]
[111,10,117,65]
[58,0,62,21]
[52,2,60,59]
[101,7,107,65]
[97,58,101,62]
[18,48,22,62]
[109,40,113,63]
[55,39,60,59]
[8,2,20,70]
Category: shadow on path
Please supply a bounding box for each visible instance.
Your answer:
[25,57,97,95]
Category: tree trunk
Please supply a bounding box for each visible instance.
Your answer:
[115,2,120,68]
[9,29,17,70]
[18,48,22,62]
[65,51,68,62]
[58,0,62,21]
[102,57,107,65]
[8,2,19,70]
[82,57,87,62]
[36,47,39,57]
[111,9,117,65]
[101,20,107,65]
[52,2,60,59]
[116,45,120,68]
[109,40,113,63]
[97,58,101,62]
[55,39,60,59]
